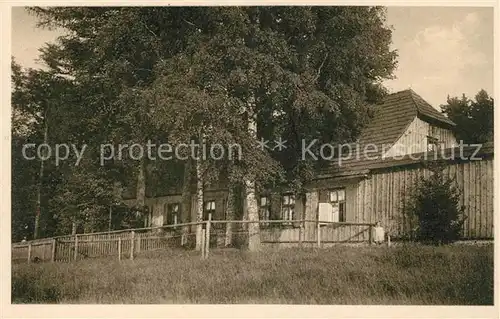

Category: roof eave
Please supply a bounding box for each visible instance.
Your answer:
[417,113,456,129]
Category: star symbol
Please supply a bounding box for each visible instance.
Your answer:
[273,137,287,151]
[257,137,270,151]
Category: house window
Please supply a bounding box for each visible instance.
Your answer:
[164,203,180,225]
[281,194,295,225]
[430,126,439,136]
[328,189,346,222]
[204,200,216,220]
[259,196,271,226]
[427,136,439,152]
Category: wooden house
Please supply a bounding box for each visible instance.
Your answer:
[132,89,494,242]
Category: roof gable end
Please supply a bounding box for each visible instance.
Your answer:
[357,89,418,150]
[408,89,456,128]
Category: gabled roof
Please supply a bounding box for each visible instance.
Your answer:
[357,89,455,153]
[408,89,456,127]
[320,89,458,177]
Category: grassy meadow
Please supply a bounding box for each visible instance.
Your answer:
[11,244,493,304]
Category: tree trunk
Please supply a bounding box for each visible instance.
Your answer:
[112,181,123,202]
[136,157,146,224]
[195,158,204,250]
[246,95,260,251]
[225,185,235,247]
[71,219,77,236]
[34,117,49,239]
[245,179,260,251]
[181,159,192,223]
[136,158,146,207]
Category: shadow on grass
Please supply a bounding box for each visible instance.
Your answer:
[12,274,61,303]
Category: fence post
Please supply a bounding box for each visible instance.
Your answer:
[205,213,211,259]
[118,237,122,261]
[316,221,321,248]
[27,243,32,264]
[74,235,79,261]
[51,238,57,262]
[130,231,135,260]
[67,239,71,262]
[201,228,206,259]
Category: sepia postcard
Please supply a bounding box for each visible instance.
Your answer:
[1,1,498,318]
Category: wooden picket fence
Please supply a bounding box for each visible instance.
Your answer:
[12,222,200,264]
[12,216,376,263]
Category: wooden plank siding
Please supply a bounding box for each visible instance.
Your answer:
[139,190,230,229]
[122,157,493,243]
[383,117,458,159]
[350,158,493,239]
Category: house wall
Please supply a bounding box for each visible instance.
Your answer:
[189,190,229,222]
[126,156,493,241]
[350,158,494,239]
[145,194,183,226]
[383,117,458,158]
[302,178,370,242]
[252,193,305,243]
[140,190,230,228]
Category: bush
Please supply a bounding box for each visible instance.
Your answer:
[405,163,466,244]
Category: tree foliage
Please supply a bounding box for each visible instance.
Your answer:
[12,7,398,241]
[441,89,494,144]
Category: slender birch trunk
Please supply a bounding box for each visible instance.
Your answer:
[136,157,147,228]
[246,95,260,251]
[136,157,146,208]
[195,157,204,250]
[181,159,192,223]
[225,184,235,247]
[245,179,260,251]
[34,116,49,239]
[71,219,77,236]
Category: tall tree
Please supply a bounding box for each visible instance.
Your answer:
[29,7,189,213]
[20,7,397,249]
[146,7,396,250]
[11,57,125,238]
[11,59,77,239]
[148,52,281,249]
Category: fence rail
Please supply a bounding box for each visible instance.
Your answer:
[12,217,376,263]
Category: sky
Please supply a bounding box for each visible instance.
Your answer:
[384,7,493,107]
[11,6,494,108]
